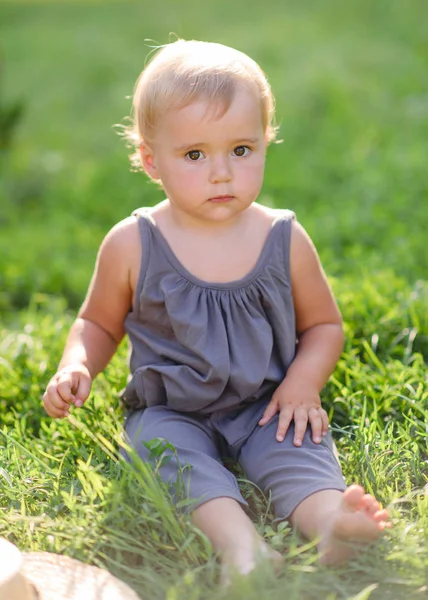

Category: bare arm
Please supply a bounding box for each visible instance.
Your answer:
[284,324,344,390]
[57,319,119,377]
[285,220,344,391]
[43,217,140,418]
[259,220,344,444]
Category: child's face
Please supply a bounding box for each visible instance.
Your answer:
[141,87,267,224]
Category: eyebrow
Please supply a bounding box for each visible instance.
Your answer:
[174,138,261,153]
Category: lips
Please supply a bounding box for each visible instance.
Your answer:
[209,195,234,203]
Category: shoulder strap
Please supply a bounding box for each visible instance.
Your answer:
[273,207,296,224]
[130,208,154,318]
[276,208,296,280]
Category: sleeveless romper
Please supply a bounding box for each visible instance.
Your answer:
[122,207,346,518]
[122,207,297,413]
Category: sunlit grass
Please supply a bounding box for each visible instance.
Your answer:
[1,284,427,599]
[1,1,427,598]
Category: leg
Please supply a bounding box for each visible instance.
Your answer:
[124,407,278,581]
[290,485,390,564]
[191,497,281,584]
[125,406,282,583]
[239,413,389,564]
[123,406,244,510]
[239,417,348,524]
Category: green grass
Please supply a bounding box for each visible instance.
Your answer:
[1,1,427,599]
[1,289,427,599]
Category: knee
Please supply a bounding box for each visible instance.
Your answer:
[123,408,170,462]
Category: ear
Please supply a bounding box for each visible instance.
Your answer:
[139,143,159,179]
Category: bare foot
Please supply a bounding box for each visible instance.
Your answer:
[220,543,284,587]
[319,484,391,565]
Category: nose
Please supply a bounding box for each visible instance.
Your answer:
[209,154,232,184]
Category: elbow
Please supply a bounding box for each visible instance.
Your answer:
[326,316,345,355]
[298,321,345,353]
[336,321,345,353]
[75,315,123,346]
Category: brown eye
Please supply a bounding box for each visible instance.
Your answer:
[187,150,202,161]
[234,146,250,157]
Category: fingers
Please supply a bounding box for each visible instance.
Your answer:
[43,386,71,419]
[56,373,77,404]
[320,407,329,436]
[292,406,308,446]
[258,398,279,426]
[43,372,75,418]
[308,407,330,444]
[43,368,91,419]
[275,405,294,442]
[275,406,329,446]
[75,377,92,408]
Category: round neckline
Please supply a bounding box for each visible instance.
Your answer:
[142,211,283,290]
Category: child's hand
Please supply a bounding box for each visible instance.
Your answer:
[43,365,92,418]
[258,379,329,446]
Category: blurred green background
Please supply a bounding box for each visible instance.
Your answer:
[1,5,427,597]
[1,0,427,313]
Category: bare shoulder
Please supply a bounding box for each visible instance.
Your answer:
[102,215,140,253]
[148,199,170,219]
[289,219,319,269]
[252,202,280,223]
[249,203,291,234]
[99,214,142,294]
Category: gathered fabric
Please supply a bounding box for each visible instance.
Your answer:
[121,207,297,415]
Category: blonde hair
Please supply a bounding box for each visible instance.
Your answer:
[123,39,278,171]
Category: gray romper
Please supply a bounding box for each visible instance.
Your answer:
[121,207,346,518]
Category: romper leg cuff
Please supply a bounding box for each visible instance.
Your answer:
[273,482,348,522]
[179,486,248,514]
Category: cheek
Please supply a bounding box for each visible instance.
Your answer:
[161,161,203,192]
[238,158,265,186]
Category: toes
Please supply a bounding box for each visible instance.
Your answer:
[362,494,380,516]
[344,487,386,522]
[342,485,365,511]
[373,509,390,524]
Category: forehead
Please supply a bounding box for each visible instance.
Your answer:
[155,87,264,145]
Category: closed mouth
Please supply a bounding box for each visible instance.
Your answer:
[209,195,234,202]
